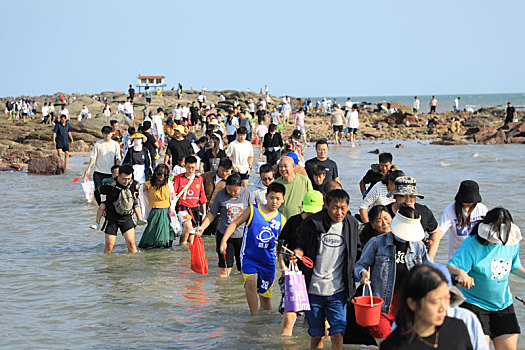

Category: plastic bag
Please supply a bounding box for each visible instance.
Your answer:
[81,179,95,203]
[284,262,310,312]
[189,235,208,275]
[169,213,182,236]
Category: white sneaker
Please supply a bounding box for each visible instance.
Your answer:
[351,143,356,148]
[137,219,148,226]
[90,223,99,230]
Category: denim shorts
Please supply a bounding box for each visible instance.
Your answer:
[305,291,347,337]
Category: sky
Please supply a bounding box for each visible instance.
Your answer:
[1,0,524,98]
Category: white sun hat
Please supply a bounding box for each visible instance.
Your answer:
[390,212,425,242]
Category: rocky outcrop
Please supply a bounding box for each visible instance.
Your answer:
[464,122,525,144]
[27,155,64,175]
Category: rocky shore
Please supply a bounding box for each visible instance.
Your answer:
[1,90,523,173]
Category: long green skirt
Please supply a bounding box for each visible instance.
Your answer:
[138,208,171,248]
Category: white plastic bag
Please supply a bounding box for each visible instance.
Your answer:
[81,179,95,203]
[170,213,182,236]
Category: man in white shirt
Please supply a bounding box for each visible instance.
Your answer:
[226,126,253,188]
[41,103,50,124]
[454,97,461,112]
[117,102,125,115]
[413,96,420,118]
[197,93,206,109]
[84,126,122,205]
[152,108,165,150]
[124,98,134,119]
[182,103,191,126]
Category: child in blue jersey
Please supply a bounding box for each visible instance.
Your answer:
[220,182,287,315]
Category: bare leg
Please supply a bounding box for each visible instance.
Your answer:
[57,149,63,165]
[241,179,249,188]
[330,333,343,350]
[245,275,259,315]
[104,234,116,253]
[179,221,193,245]
[122,228,138,253]
[259,295,271,311]
[310,336,324,349]
[280,312,297,336]
[96,204,106,226]
[218,267,232,278]
[492,333,518,350]
[64,151,69,170]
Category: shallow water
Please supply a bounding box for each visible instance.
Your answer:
[1,141,524,349]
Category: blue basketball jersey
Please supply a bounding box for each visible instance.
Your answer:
[241,204,283,266]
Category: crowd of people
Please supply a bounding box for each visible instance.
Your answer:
[77,89,525,350]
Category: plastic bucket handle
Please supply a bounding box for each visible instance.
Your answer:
[363,282,374,308]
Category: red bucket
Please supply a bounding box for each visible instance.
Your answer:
[352,284,384,327]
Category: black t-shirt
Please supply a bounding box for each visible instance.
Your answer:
[386,202,438,233]
[99,180,139,221]
[256,109,266,123]
[278,213,306,251]
[506,106,516,121]
[128,88,135,98]
[393,238,408,292]
[131,149,146,165]
[143,131,157,156]
[201,149,227,172]
[166,138,194,163]
[361,169,383,190]
[190,106,200,120]
[304,157,339,185]
[380,317,473,350]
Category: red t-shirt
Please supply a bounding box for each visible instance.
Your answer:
[172,173,207,208]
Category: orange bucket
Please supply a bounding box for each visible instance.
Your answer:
[352,284,384,327]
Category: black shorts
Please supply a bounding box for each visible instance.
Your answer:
[347,128,358,134]
[56,144,70,152]
[146,97,151,103]
[333,125,344,133]
[216,231,243,270]
[102,215,136,236]
[461,302,521,338]
[236,171,250,180]
[430,106,436,113]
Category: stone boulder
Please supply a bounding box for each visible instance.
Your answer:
[484,129,507,145]
[384,112,419,126]
[28,155,65,175]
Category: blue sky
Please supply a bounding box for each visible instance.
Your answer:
[1,0,523,97]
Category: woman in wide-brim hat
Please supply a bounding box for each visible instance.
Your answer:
[439,180,488,259]
[353,204,430,345]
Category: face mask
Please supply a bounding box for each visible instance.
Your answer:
[133,139,143,151]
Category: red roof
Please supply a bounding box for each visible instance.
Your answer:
[138,76,165,79]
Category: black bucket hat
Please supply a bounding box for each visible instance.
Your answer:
[455,180,482,204]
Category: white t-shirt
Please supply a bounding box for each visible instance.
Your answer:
[41,106,49,116]
[152,114,164,138]
[413,99,420,110]
[124,101,133,113]
[454,98,460,109]
[173,108,182,121]
[182,106,190,119]
[226,140,253,174]
[117,103,125,112]
[346,110,359,129]
[345,100,353,110]
[91,139,121,174]
[439,202,488,259]
[225,117,239,136]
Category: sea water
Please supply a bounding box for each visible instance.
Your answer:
[308,92,525,113]
[1,141,524,349]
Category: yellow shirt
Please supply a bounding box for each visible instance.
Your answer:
[143,181,170,208]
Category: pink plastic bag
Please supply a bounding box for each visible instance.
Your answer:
[284,263,310,312]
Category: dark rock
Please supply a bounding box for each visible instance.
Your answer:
[368,148,380,154]
[10,163,25,171]
[28,155,65,175]
[482,129,507,144]
[509,136,525,144]
[395,144,404,148]
[0,159,11,171]
[430,139,469,145]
